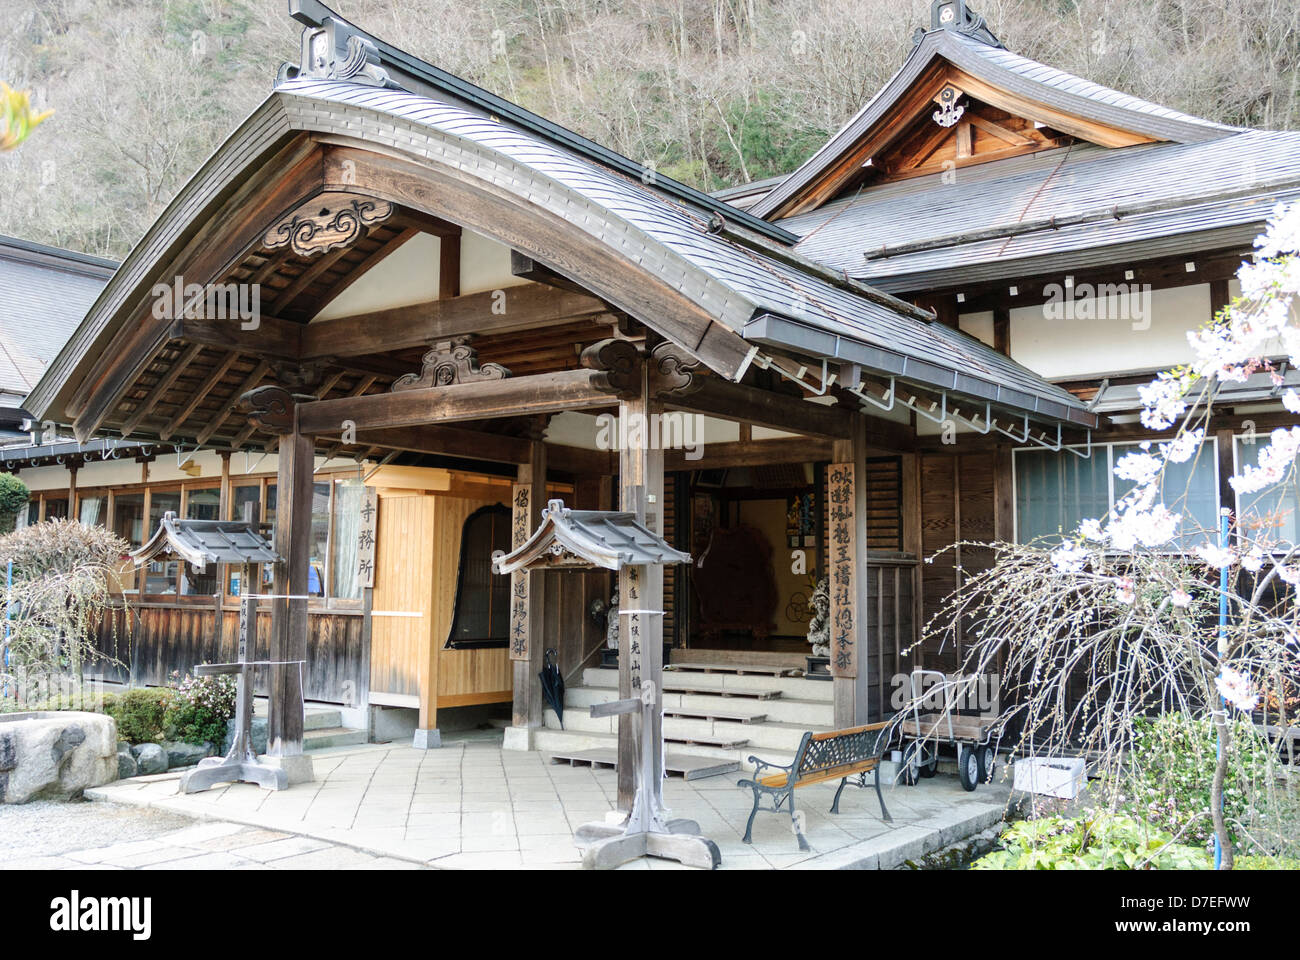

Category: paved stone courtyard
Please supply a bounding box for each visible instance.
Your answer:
[69,739,1012,870]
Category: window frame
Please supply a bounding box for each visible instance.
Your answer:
[1012,435,1222,553]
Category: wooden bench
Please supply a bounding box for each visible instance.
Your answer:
[737,722,892,851]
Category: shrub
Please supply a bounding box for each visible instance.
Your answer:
[1122,712,1279,849]
[972,814,1209,870]
[103,687,175,744]
[165,671,237,746]
[0,473,29,532]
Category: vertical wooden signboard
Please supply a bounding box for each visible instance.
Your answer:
[509,482,531,662]
[828,462,857,679]
[356,486,378,588]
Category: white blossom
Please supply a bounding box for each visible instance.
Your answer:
[1215,667,1258,712]
[1051,541,1089,574]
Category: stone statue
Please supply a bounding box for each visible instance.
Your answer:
[807,575,830,658]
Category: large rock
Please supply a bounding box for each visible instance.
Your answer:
[131,742,168,776]
[161,740,213,770]
[222,716,267,756]
[0,711,119,803]
[117,751,138,779]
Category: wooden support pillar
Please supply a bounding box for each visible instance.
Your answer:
[829,414,871,728]
[617,364,664,812]
[268,426,314,762]
[508,439,547,736]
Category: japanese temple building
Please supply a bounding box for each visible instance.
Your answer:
[9,0,1300,802]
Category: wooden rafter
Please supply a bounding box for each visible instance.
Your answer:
[119,343,204,438]
[197,359,271,447]
[160,350,240,441]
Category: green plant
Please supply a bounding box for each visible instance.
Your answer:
[1122,711,1279,849]
[165,670,236,746]
[973,814,1210,870]
[103,687,175,744]
[0,473,29,533]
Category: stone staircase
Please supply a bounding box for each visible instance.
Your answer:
[535,666,835,776]
[250,701,368,751]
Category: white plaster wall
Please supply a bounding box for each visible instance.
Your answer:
[312,233,440,322]
[459,230,531,296]
[1001,283,1210,380]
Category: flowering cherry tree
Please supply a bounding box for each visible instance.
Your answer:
[918,202,1300,869]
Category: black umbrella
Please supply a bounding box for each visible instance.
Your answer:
[540,647,565,729]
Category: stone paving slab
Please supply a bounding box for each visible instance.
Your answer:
[74,739,1013,870]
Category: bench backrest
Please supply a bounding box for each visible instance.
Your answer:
[794,721,891,780]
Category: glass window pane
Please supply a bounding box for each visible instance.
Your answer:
[15,501,38,529]
[146,491,182,595]
[78,495,106,526]
[1236,437,1300,545]
[185,487,220,520]
[330,479,364,600]
[447,507,511,646]
[228,485,262,595]
[309,482,329,598]
[1113,441,1218,550]
[113,492,146,594]
[43,498,68,521]
[262,484,277,589]
[1015,448,1110,543]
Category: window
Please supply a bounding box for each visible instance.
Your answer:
[1235,435,1300,545]
[330,479,365,601]
[444,505,512,648]
[145,490,182,594]
[227,483,263,596]
[1015,439,1219,550]
[113,492,146,594]
[181,487,221,596]
[78,494,107,526]
[42,497,68,521]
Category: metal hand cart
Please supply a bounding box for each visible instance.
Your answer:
[897,668,999,792]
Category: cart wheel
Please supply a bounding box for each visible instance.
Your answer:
[958,746,979,792]
[901,745,922,786]
[919,746,939,778]
[977,744,996,784]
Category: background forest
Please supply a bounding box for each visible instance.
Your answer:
[1,0,1298,259]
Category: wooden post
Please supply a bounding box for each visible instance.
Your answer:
[617,362,664,812]
[509,440,547,736]
[267,427,314,765]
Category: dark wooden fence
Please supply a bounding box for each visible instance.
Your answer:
[88,602,366,705]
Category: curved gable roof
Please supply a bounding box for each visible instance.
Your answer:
[752,28,1239,221]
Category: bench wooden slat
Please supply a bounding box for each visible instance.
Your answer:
[758,758,878,788]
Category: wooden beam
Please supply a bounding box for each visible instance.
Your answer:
[299,285,607,360]
[439,232,461,300]
[664,436,834,470]
[297,369,622,434]
[663,377,853,440]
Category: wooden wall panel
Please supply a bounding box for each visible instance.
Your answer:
[89,604,363,704]
[370,493,436,699]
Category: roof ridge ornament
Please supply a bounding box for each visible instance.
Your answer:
[914,0,1004,49]
[277,16,403,89]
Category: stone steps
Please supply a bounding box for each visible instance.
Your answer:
[304,726,368,750]
[581,666,833,706]
[534,726,795,775]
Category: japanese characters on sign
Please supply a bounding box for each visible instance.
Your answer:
[827,462,857,679]
[622,565,642,689]
[509,483,531,661]
[356,487,378,589]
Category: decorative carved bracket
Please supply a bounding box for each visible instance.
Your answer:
[236,385,315,434]
[263,193,394,258]
[391,337,511,392]
[270,359,339,391]
[932,85,965,128]
[580,338,643,397]
[649,341,703,398]
[277,18,401,89]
